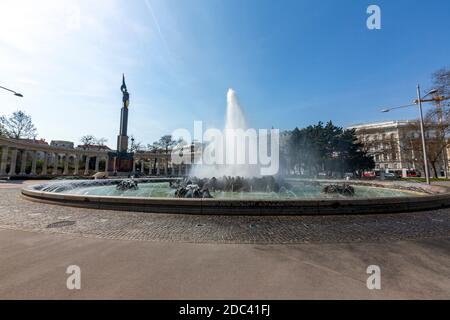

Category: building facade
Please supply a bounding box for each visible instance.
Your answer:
[348,120,450,177]
[0,136,194,178]
[50,140,74,149]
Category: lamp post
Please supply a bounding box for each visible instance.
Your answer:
[381,87,443,185]
[130,137,135,152]
[416,85,430,184]
[0,85,23,97]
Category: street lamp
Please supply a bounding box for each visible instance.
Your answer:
[380,86,442,185]
[0,85,23,97]
[416,85,430,185]
[425,89,439,96]
[130,137,135,153]
[381,103,416,113]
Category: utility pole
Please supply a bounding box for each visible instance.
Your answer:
[416,85,430,185]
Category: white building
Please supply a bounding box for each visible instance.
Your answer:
[348,120,449,177]
[50,140,74,149]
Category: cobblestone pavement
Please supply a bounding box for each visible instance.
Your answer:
[0,185,449,244]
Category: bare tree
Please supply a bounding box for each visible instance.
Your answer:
[153,135,178,154]
[431,67,450,97]
[403,113,450,178]
[80,135,96,146]
[400,67,450,178]
[80,135,109,147]
[146,142,159,152]
[0,110,37,139]
[129,135,143,152]
[428,67,450,177]
[95,137,108,146]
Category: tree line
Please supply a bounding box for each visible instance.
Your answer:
[281,121,375,177]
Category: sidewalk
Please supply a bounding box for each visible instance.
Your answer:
[0,228,449,299]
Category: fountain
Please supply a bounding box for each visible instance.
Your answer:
[191,88,261,178]
[20,89,450,215]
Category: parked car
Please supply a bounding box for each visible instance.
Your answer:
[362,171,376,178]
[383,172,397,180]
[406,170,420,177]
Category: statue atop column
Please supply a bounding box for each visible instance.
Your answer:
[120,73,130,109]
[117,74,130,153]
[110,74,134,174]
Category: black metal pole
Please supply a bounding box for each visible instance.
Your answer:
[0,85,23,97]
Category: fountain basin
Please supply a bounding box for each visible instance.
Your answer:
[21,178,450,215]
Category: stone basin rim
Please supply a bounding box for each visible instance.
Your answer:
[20,179,450,216]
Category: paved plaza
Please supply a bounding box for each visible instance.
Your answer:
[0,180,449,299]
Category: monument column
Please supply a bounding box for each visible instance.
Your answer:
[73,156,79,175]
[9,149,18,176]
[41,152,48,175]
[156,159,160,176]
[19,150,27,175]
[84,156,90,175]
[31,151,37,175]
[111,74,134,173]
[0,146,8,176]
[52,153,59,175]
[117,74,130,153]
[132,159,136,172]
[95,156,100,172]
[63,154,69,175]
[104,156,109,173]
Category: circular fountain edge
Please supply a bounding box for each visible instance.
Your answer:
[21,179,450,216]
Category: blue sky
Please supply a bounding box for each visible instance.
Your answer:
[0,0,449,148]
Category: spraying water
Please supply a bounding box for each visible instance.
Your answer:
[225,88,247,132]
[192,88,261,178]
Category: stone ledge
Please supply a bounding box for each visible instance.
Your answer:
[21,179,450,216]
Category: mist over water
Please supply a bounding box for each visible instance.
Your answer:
[225,88,247,131]
[191,88,261,178]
